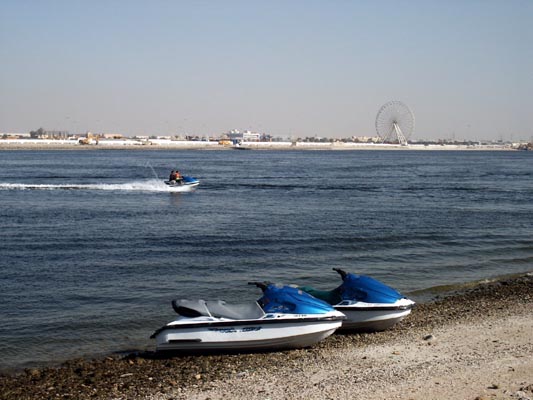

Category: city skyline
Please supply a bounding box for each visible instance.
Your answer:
[1,1,532,141]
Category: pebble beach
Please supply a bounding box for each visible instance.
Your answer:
[1,273,532,400]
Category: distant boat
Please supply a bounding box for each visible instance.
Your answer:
[164,175,200,191]
[231,140,251,150]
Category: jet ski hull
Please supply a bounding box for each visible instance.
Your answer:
[334,299,414,331]
[164,176,199,191]
[164,182,199,192]
[152,314,344,352]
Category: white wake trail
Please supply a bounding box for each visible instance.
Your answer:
[0,180,196,193]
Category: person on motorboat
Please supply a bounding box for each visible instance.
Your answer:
[168,170,184,184]
[169,170,176,181]
[174,170,183,184]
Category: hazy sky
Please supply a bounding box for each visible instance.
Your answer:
[1,1,532,141]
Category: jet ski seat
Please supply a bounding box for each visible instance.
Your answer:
[173,299,265,320]
[206,300,265,320]
[172,299,208,317]
[299,286,342,305]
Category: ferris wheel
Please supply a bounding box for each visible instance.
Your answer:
[375,101,415,145]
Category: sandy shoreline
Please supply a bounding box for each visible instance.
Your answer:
[1,273,532,400]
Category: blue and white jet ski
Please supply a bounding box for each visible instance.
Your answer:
[151,282,345,352]
[299,268,415,332]
[164,175,199,190]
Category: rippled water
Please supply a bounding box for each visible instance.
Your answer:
[1,149,532,371]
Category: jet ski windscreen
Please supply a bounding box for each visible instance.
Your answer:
[340,274,404,304]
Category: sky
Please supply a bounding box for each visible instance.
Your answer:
[1,0,532,141]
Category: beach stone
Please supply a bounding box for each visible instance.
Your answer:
[514,391,532,400]
[423,334,435,341]
[27,368,41,378]
[520,384,533,393]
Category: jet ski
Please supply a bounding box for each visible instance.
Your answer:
[164,175,199,190]
[151,282,345,352]
[299,268,415,332]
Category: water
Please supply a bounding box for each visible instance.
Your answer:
[1,149,532,371]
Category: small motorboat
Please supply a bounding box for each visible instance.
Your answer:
[299,268,415,332]
[164,175,199,190]
[151,282,345,352]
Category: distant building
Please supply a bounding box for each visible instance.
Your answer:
[225,129,261,142]
[102,133,124,139]
[43,130,69,139]
[349,136,380,143]
[1,132,31,139]
[226,129,242,140]
[242,130,260,141]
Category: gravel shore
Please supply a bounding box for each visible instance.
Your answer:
[1,273,532,400]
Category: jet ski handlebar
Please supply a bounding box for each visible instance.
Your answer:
[332,268,348,280]
[248,281,270,291]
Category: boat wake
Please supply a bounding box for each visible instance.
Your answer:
[0,180,196,193]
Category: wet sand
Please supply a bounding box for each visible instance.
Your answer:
[1,273,532,400]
